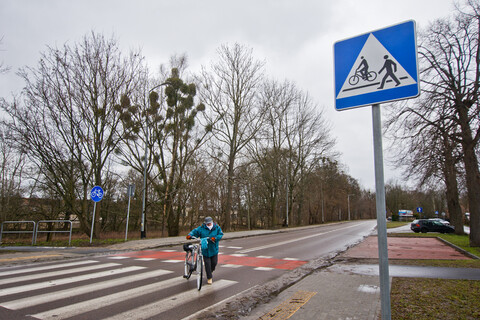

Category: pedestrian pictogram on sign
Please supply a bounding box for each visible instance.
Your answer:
[334,20,419,110]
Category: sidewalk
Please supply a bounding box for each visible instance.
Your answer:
[241,270,381,320]
[241,234,478,320]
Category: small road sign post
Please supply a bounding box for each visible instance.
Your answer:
[125,185,135,241]
[417,207,423,217]
[90,186,104,244]
[334,20,419,320]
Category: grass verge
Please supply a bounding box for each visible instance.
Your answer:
[387,232,480,319]
[391,278,480,320]
[386,221,409,229]
[390,232,480,258]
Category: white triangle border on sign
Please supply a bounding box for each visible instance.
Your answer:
[336,33,417,100]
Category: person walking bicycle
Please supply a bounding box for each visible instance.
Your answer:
[186,217,223,285]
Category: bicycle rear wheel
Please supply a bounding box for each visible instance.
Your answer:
[196,255,203,291]
[348,74,360,86]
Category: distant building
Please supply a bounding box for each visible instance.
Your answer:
[398,209,413,217]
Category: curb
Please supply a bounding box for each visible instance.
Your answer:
[436,237,480,260]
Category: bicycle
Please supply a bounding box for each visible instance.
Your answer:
[348,70,377,86]
[183,236,205,291]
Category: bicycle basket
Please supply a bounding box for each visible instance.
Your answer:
[200,238,208,252]
[183,243,193,252]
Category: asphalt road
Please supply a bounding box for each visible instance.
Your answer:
[0,220,377,320]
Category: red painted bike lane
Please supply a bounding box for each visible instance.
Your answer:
[114,250,307,270]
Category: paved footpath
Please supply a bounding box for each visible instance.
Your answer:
[241,232,479,320]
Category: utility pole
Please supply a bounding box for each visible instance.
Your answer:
[348,194,354,220]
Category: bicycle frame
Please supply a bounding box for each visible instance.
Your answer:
[183,236,205,291]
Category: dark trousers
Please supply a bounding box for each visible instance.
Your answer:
[203,255,218,279]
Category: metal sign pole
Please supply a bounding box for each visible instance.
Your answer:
[90,202,97,244]
[372,104,391,320]
[125,185,133,241]
[126,195,131,241]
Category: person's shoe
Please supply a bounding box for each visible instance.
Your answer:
[207,278,213,285]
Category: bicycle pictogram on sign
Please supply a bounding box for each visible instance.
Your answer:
[90,186,104,202]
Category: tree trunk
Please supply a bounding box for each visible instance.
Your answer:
[166,201,180,236]
[224,156,235,232]
[463,146,480,246]
[458,104,480,246]
[443,153,464,235]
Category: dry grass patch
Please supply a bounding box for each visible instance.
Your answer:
[391,277,480,320]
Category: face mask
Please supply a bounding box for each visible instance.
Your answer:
[206,223,213,230]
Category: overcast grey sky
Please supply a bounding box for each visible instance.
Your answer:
[0,0,455,190]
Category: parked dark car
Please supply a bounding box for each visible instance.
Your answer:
[411,219,455,233]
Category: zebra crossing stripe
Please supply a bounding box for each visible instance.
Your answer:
[2,268,172,310]
[0,265,144,296]
[0,260,98,277]
[32,276,189,320]
[102,279,237,320]
[0,262,121,286]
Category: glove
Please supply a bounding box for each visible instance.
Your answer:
[210,237,216,243]
[186,235,192,240]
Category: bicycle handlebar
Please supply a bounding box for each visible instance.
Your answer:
[188,236,209,241]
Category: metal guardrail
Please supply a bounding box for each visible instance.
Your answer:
[0,221,36,245]
[35,220,73,246]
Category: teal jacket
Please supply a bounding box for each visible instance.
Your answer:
[188,223,224,257]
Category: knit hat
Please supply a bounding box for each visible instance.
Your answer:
[204,216,213,224]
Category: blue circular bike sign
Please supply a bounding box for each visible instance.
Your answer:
[90,186,104,202]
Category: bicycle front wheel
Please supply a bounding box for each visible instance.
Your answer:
[184,252,192,279]
[196,255,203,291]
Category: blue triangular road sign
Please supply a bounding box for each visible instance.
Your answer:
[334,20,419,111]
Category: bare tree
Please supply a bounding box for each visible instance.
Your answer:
[0,121,26,222]
[385,93,465,233]
[2,32,145,237]
[198,43,266,231]
[0,36,10,74]
[417,1,480,245]
[150,67,209,236]
[249,80,335,227]
[286,91,336,226]
[250,80,296,227]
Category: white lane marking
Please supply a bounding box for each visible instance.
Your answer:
[227,246,243,249]
[254,267,274,271]
[101,279,237,320]
[283,258,300,261]
[0,260,98,277]
[0,263,121,286]
[135,258,156,261]
[256,256,273,259]
[108,256,129,259]
[182,285,256,320]
[230,253,247,257]
[0,265,144,296]
[221,264,242,268]
[32,276,188,320]
[238,222,369,253]
[164,260,182,263]
[2,268,171,310]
